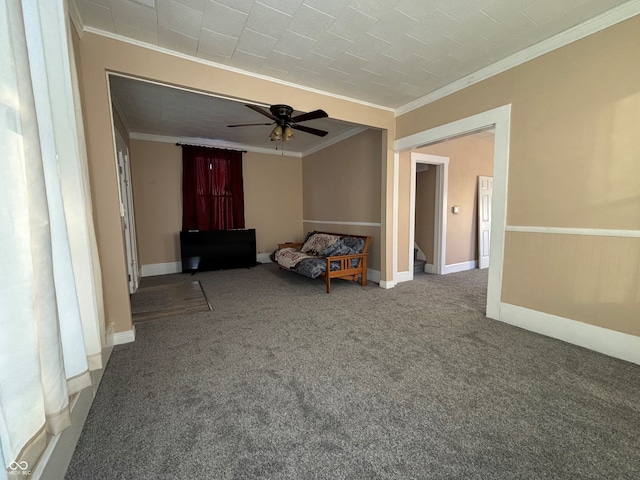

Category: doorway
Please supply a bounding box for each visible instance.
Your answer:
[411,153,449,277]
[394,105,511,319]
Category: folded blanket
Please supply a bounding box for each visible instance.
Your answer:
[275,247,316,269]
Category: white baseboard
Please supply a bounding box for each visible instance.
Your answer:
[141,261,181,277]
[257,253,272,263]
[107,326,136,346]
[367,268,381,284]
[395,271,413,283]
[379,279,395,289]
[499,303,640,366]
[443,260,477,274]
[424,263,435,274]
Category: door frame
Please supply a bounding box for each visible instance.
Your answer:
[410,152,449,277]
[394,104,511,320]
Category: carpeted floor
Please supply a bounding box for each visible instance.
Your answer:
[66,264,640,479]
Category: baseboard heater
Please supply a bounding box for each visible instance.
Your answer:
[180,229,257,273]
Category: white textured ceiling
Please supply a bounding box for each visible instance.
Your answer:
[109,74,362,154]
[73,0,633,151]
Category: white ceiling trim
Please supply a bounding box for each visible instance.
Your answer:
[394,0,640,117]
[83,26,394,113]
[129,132,303,158]
[301,126,367,157]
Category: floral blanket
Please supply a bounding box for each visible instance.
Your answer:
[274,247,316,269]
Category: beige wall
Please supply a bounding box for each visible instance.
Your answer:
[502,232,640,337]
[75,32,394,333]
[129,140,303,266]
[396,16,640,336]
[243,151,303,254]
[129,141,182,265]
[302,129,382,271]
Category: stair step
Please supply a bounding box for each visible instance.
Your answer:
[414,259,426,274]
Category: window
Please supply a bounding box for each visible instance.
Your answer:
[181,146,245,231]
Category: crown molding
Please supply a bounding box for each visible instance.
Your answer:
[82,26,394,113]
[301,126,367,157]
[129,132,302,158]
[395,0,640,117]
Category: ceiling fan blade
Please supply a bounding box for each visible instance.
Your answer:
[246,104,278,121]
[290,109,328,123]
[227,122,273,128]
[291,124,329,137]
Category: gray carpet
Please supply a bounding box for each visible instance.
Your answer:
[66,264,640,479]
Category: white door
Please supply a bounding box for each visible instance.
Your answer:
[114,130,139,293]
[477,176,493,269]
[122,150,139,290]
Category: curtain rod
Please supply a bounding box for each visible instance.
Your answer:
[176,142,247,153]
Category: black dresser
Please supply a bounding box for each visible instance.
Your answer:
[180,229,257,272]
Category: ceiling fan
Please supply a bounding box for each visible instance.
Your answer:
[227,104,329,141]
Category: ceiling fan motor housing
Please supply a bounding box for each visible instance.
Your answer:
[270,104,294,123]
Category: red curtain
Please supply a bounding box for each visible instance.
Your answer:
[182,146,245,231]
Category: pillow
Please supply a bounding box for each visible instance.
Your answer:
[320,240,352,257]
[342,237,366,254]
[301,233,341,255]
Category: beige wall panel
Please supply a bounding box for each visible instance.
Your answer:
[415,169,436,264]
[502,232,640,336]
[302,223,381,272]
[418,137,494,265]
[243,152,303,254]
[506,19,640,230]
[129,140,182,265]
[77,33,395,332]
[76,39,132,332]
[303,129,382,223]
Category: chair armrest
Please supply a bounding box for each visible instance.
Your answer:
[325,253,368,270]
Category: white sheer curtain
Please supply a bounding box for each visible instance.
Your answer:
[1,0,104,477]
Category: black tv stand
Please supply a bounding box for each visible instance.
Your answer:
[180,229,257,273]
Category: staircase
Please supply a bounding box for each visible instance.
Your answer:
[414,248,426,274]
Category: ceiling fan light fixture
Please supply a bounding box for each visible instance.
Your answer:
[283,125,295,141]
[269,125,282,141]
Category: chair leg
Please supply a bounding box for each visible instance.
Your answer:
[326,277,331,293]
